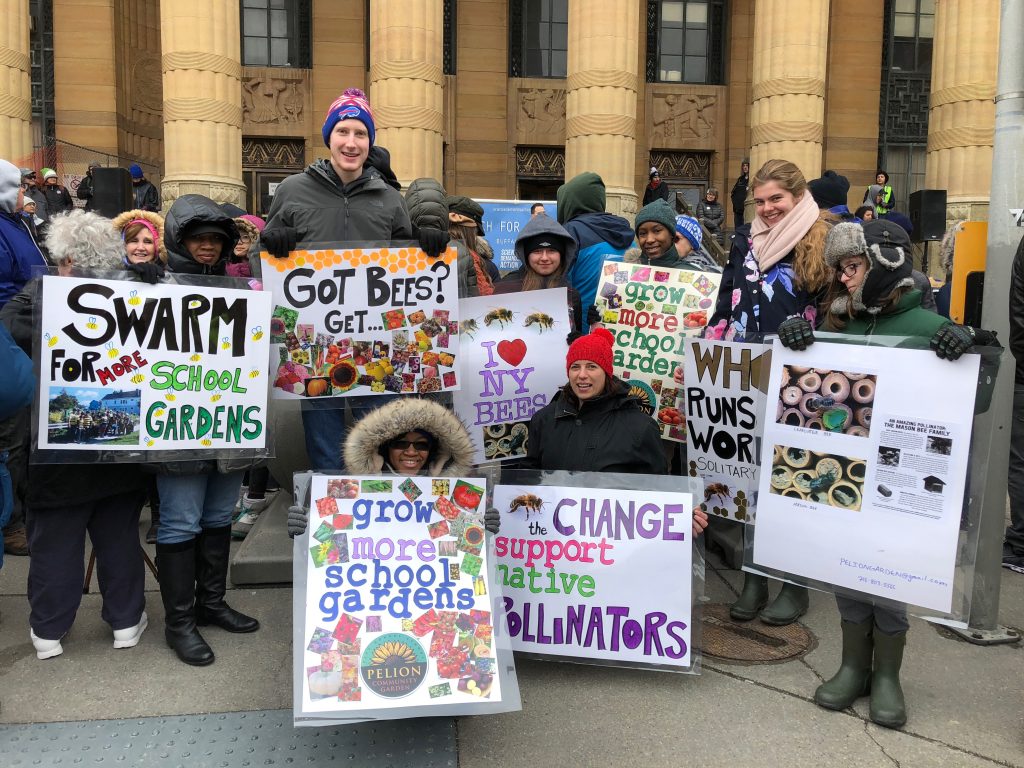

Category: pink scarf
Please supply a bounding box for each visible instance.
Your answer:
[749,191,821,272]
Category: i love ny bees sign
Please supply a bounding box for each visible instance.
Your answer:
[453,288,571,464]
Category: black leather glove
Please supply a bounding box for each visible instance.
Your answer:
[566,330,583,345]
[971,327,1000,348]
[287,504,308,538]
[417,227,449,259]
[484,507,501,534]
[777,316,815,351]
[930,322,974,360]
[127,260,165,284]
[261,226,297,258]
[585,305,602,327]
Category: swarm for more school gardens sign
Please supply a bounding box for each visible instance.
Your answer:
[37,275,272,452]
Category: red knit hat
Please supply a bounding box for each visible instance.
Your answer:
[566,327,615,378]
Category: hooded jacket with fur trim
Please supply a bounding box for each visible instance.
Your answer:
[164,194,239,275]
[343,398,475,477]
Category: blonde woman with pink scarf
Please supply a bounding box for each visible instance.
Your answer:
[704,158,835,626]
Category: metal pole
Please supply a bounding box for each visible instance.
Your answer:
[953,0,1024,643]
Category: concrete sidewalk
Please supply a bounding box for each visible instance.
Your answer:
[0,516,1022,768]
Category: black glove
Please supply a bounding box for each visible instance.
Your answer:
[484,507,501,534]
[585,305,602,327]
[287,504,309,538]
[777,316,815,351]
[127,260,164,284]
[261,226,297,258]
[417,227,449,259]
[566,331,583,345]
[930,322,974,360]
[971,327,1000,348]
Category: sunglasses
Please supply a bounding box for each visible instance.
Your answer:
[390,439,430,452]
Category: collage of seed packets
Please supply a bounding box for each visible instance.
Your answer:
[594,260,722,442]
[293,473,521,725]
[261,247,462,399]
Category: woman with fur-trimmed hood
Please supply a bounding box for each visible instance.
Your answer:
[343,397,474,477]
[111,209,167,265]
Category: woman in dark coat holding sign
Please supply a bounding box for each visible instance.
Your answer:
[154,194,260,668]
[10,211,150,660]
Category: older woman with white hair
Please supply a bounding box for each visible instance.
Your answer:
[2,210,151,659]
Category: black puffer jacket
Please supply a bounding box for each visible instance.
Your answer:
[404,177,478,297]
[164,194,239,275]
[521,381,666,474]
[1010,233,1024,384]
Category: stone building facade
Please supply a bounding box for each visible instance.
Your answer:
[0,0,999,228]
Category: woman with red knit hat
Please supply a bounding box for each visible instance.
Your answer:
[522,328,708,536]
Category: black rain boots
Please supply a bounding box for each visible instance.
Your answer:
[194,526,259,634]
[156,538,214,666]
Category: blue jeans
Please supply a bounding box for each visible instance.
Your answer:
[300,394,394,471]
[156,470,245,545]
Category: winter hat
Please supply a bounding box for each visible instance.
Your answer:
[233,216,260,244]
[808,170,850,209]
[824,222,868,270]
[675,215,703,251]
[42,168,57,181]
[19,167,34,180]
[22,198,36,210]
[111,209,167,263]
[447,195,484,231]
[649,167,660,179]
[566,327,615,378]
[634,199,677,234]
[881,211,913,237]
[520,232,564,257]
[129,163,144,180]
[322,87,375,147]
[239,213,266,233]
[826,221,915,313]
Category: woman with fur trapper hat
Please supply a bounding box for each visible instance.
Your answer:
[778,218,979,730]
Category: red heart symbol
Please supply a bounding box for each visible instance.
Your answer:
[497,339,527,367]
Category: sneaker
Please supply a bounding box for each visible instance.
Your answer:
[3,525,29,556]
[231,495,270,540]
[113,612,148,649]
[30,629,64,659]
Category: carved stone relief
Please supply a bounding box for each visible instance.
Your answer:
[651,93,717,144]
[242,76,306,125]
[130,55,163,115]
[518,87,566,139]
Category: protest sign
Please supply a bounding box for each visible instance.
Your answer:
[37,275,271,452]
[478,200,557,273]
[294,473,518,724]
[493,478,696,671]
[453,288,570,463]
[594,261,721,441]
[684,339,771,522]
[753,341,979,612]
[260,246,460,399]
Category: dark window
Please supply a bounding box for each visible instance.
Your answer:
[509,0,568,78]
[241,0,311,68]
[443,0,457,75]
[647,0,725,84]
[891,0,934,73]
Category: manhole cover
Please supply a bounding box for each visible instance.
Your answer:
[700,603,815,664]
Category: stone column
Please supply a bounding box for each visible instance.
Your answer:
[564,0,640,218]
[0,0,32,162]
[925,0,999,224]
[368,0,443,187]
[748,0,830,183]
[159,0,245,209]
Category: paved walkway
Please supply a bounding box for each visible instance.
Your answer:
[1,514,1022,768]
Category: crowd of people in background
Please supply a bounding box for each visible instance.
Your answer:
[0,82,1021,736]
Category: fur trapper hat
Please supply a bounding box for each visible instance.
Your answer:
[343,398,475,477]
[46,210,126,270]
[826,221,915,314]
[111,209,167,263]
[232,216,260,245]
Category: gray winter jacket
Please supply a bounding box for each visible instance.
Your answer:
[404,177,479,297]
[265,159,412,246]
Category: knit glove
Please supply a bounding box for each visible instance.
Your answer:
[930,322,974,361]
[127,260,164,284]
[484,507,501,534]
[777,316,815,351]
[417,227,449,259]
[287,504,309,538]
[262,226,297,259]
[566,330,583,345]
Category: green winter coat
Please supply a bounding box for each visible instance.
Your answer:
[827,289,947,340]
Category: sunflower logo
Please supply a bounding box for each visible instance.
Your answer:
[360,633,427,698]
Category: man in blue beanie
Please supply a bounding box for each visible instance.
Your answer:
[129,163,160,212]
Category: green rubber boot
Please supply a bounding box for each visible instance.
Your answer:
[759,582,809,625]
[814,618,873,710]
[869,629,907,728]
[729,573,769,621]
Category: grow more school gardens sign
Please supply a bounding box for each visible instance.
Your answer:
[38,275,272,452]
